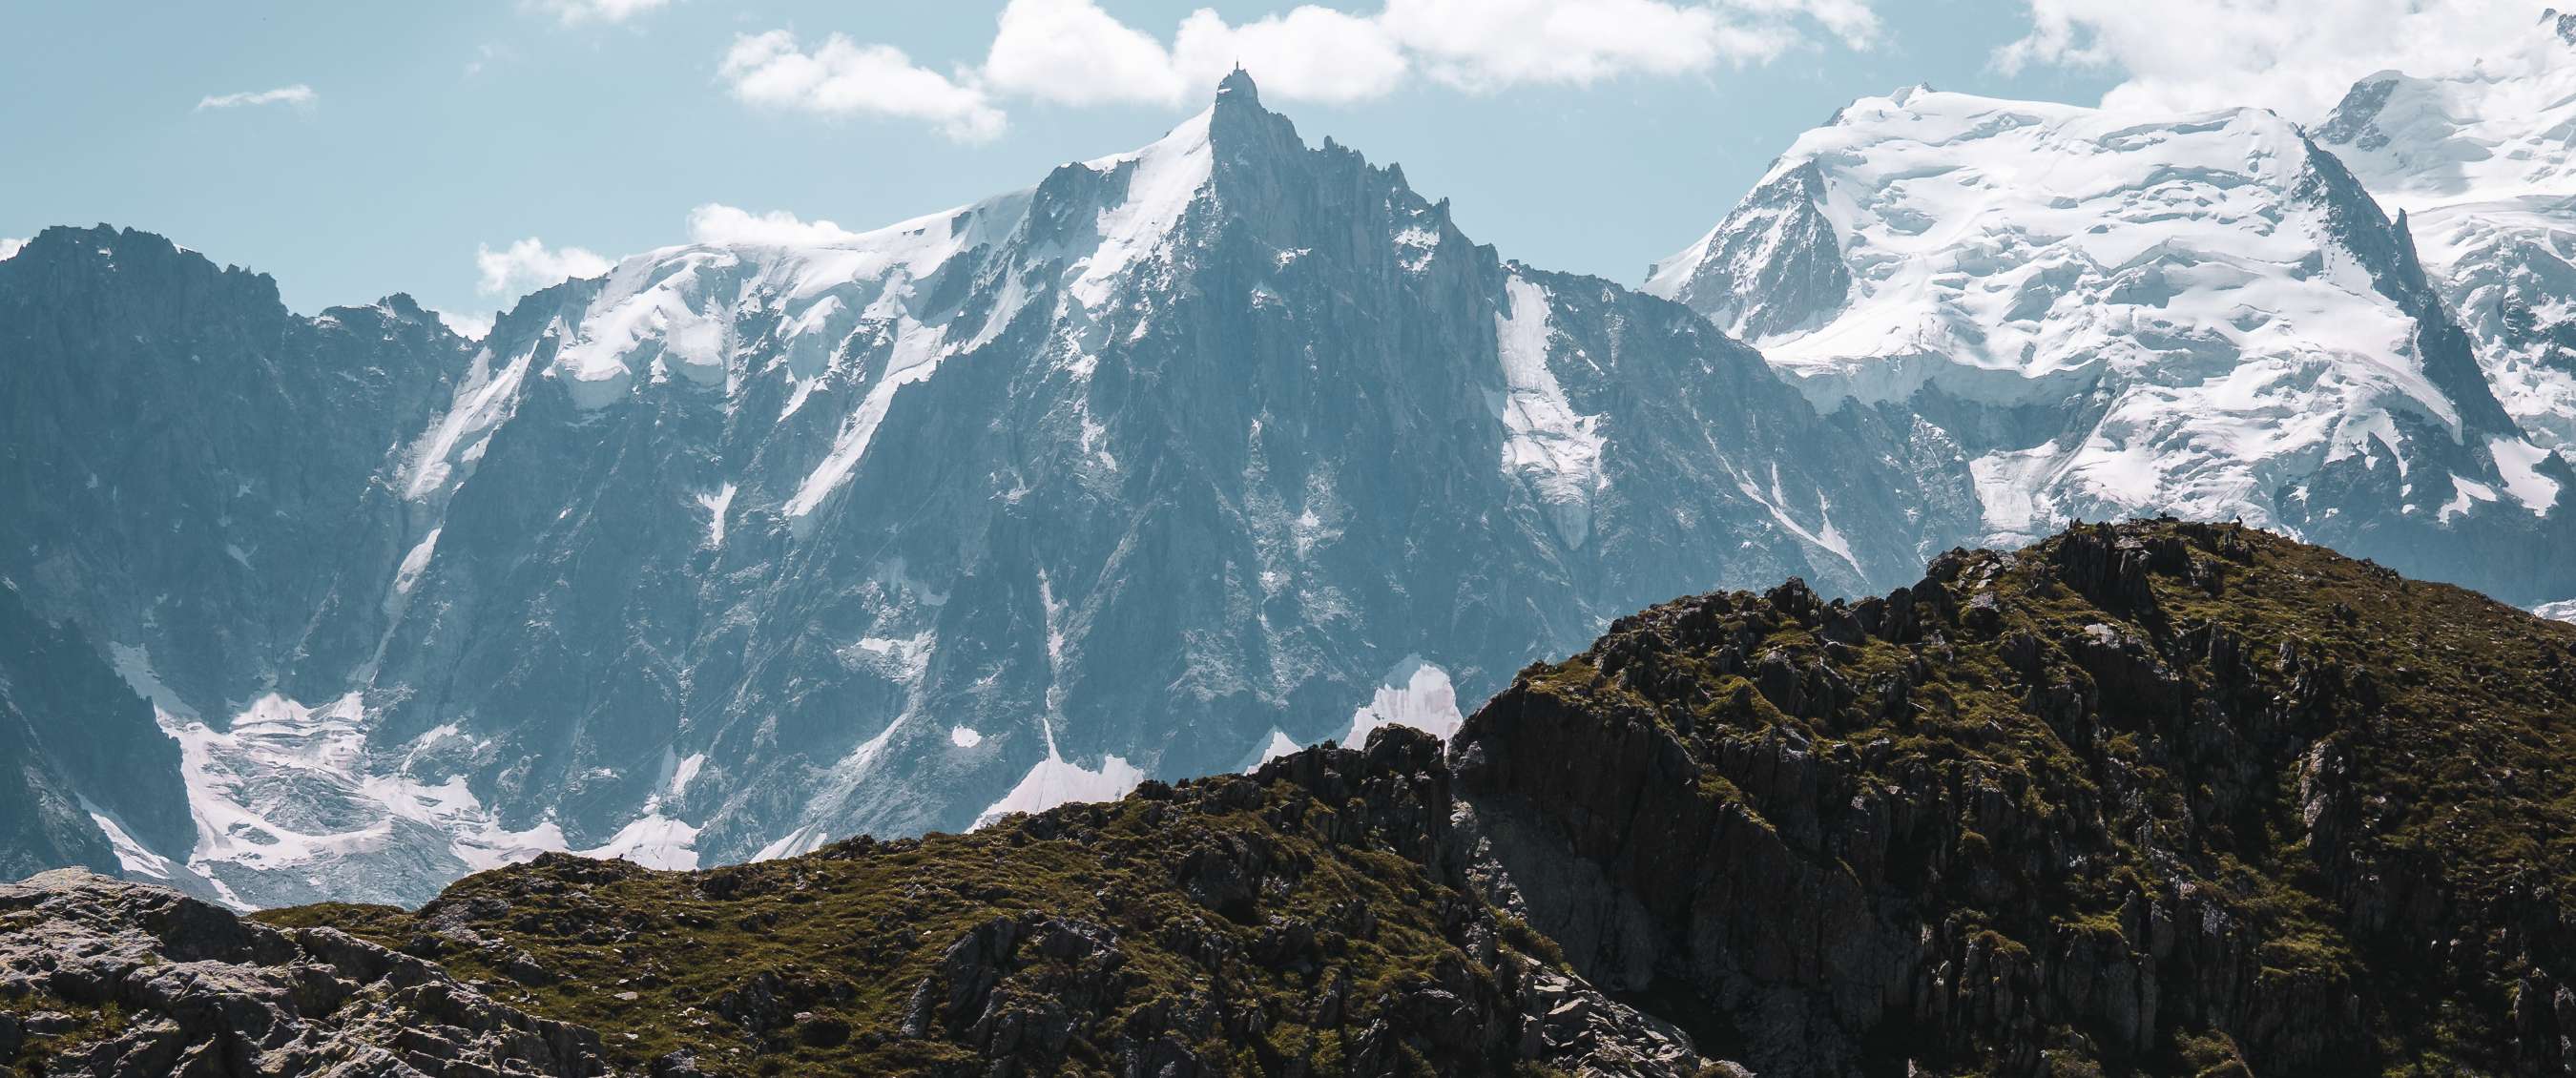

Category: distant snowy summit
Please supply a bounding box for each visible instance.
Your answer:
[2313,10,2576,457]
[1649,74,2576,601]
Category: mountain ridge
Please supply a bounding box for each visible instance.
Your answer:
[2315,11,2576,461]
[0,74,1972,908]
[10,520,2566,1075]
[1645,80,2576,605]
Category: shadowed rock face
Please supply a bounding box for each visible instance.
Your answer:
[4,522,2532,1077]
[238,735,1726,1078]
[1453,520,2576,1075]
[0,868,611,1077]
[0,582,185,882]
[0,75,1972,906]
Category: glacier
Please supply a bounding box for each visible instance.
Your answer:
[1649,79,2576,599]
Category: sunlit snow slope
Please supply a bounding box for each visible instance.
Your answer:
[1650,84,2576,602]
[2315,10,2576,457]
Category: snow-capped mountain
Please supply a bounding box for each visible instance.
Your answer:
[0,73,1970,906]
[1648,84,2576,604]
[2314,10,2576,457]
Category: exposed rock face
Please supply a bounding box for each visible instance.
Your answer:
[0,583,186,885]
[1454,520,2576,1074]
[112,522,2557,1076]
[4,521,2557,1074]
[241,735,1721,1078]
[0,868,611,1076]
[0,76,1970,906]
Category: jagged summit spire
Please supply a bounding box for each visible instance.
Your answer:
[1216,66,1259,107]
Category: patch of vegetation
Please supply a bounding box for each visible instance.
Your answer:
[255,520,2576,1075]
[1478,519,2576,1074]
[1,994,127,1076]
[262,737,1567,1076]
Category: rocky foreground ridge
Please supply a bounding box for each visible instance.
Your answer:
[9,520,2573,1076]
[0,869,609,1076]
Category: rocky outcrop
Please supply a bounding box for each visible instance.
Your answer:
[24,522,2564,1077]
[0,869,612,1076]
[1453,520,2576,1075]
[230,734,1722,1078]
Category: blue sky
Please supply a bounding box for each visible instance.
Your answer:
[3,1,2514,323]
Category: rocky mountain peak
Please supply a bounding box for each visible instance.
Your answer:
[1215,64,1259,105]
[6,224,284,316]
[0,77,1975,908]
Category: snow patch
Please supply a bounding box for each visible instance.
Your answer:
[1343,656,1465,746]
[973,750,1145,828]
[784,318,952,522]
[2489,437,2561,513]
[1735,463,1864,575]
[79,801,185,883]
[949,726,984,748]
[670,753,706,797]
[1970,444,2069,541]
[1068,110,1215,311]
[106,642,704,902]
[390,528,441,597]
[404,346,534,501]
[1492,275,1608,549]
[752,826,829,862]
[698,483,737,547]
[575,814,699,871]
[1244,729,1302,774]
[2439,475,2501,522]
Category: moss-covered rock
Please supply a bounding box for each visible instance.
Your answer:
[1456,519,2576,1075]
[214,520,2576,1077]
[256,731,1707,1077]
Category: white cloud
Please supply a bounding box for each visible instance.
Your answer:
[0,238,26,261]
[720,31,1007,143]
[434,308,496,341]
[1170,7,1411,104]
[728,0,1877,137]
[475,238,613,296]
[195,85,317,112]
[532,0,671,26]
[1381,0,1858,89]
[1737,0,1882,49]
[984,0,1194,106]
[1381,0,1697,89]
[985,0,1407,107]
[465,43,513,78]
[685,204,864,247]
[2000,0,2550,119]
